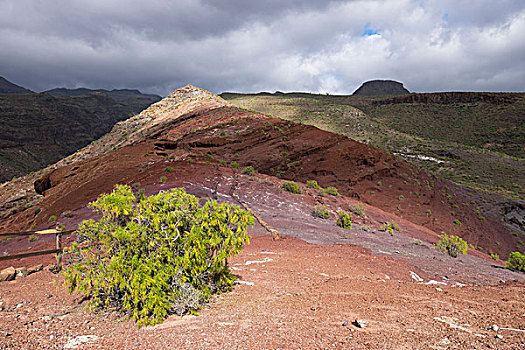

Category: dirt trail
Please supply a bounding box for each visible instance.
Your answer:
[1,235,524,349]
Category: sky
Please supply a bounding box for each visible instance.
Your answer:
[1,0,524,96]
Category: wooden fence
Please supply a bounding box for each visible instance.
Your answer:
[0,229,76,270]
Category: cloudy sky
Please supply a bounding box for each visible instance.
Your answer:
[1,0,524,96]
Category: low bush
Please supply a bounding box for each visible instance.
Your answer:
[48,215,57,223]
[336,211,352,229]
[380,222,400,235]
[436,234,467,258]
[242,166,255,175]
[63,185,254,326]
[349,204,366,217]
[506,252,525,272]
[312,205,330,219]
[230,162,240,169]
[281,181,302,194]
[307,180,321,189]
[323,187,339,196]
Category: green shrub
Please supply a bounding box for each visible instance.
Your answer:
[349,204,365,217]
[453,219,462,226]
[380,222,400,235]
[165,166,174,172]
[324,187,339,196]
[242,166,255,175]
[336,211,352,229]
[490,252,499,260]
[230,162,240,169]
[436,234,467,258]
[48,215,57,223]
[307,180,321,189]
[34,208,41,215]
[63,185,254,326]
[506,252,525,272]
[281,181,302,194]
[28,234,39,242]
[312,205,330,219]
[159,176,167,183]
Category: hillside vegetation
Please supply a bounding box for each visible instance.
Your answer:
[223,92,525,200]
[0,91,160,182]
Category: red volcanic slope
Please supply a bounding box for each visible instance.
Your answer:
[0,86,516,260]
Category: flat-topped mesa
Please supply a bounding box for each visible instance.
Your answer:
[54,85,230,166]
[353,80,410,96]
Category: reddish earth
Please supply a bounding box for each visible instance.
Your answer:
[1,236,524,349]
[0,85,524,348]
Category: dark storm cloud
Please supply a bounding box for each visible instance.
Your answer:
[1,0,524,95]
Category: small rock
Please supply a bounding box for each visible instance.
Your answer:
[16,303,23,309]
[496,334,503,339]
[342,321,348,327]
[0,267,16,282]
[352,319,368,328]
[28,264,43,274]
[310,307,317,311]
[492,324,500,332]
[45,264,59,274]
[42,315,52,322]
[16,267,28,278]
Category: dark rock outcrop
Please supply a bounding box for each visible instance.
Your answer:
[353,80,410,96]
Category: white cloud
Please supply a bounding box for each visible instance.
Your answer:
[0,0,523,95]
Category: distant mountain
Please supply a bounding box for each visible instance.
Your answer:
[0,90,160,182]
[353,80,410,96]
[0,76,33,94]
[44,87,161,112]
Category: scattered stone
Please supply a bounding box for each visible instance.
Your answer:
[16,303,23,309]
[410,271,424,282]
[42,315,52,322]
[492,324,500,332]
[45,264,59,274]
[342,321,349,326]
[0,266,16,281]
[16,267,28,278]
[496,334,503,339]
[28,264,43,274]
[233,280,254,286]
[352,319,368,328]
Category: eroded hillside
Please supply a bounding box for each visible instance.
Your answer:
[1,85,524,349]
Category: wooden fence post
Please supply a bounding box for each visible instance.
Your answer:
[56,232,62,271]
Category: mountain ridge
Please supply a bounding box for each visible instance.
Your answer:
[0,76,33,94]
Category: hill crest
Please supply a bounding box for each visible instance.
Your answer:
[0,76,33,94]
[353,79,410,96]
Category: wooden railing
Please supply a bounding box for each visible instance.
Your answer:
[0,229,76,270]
